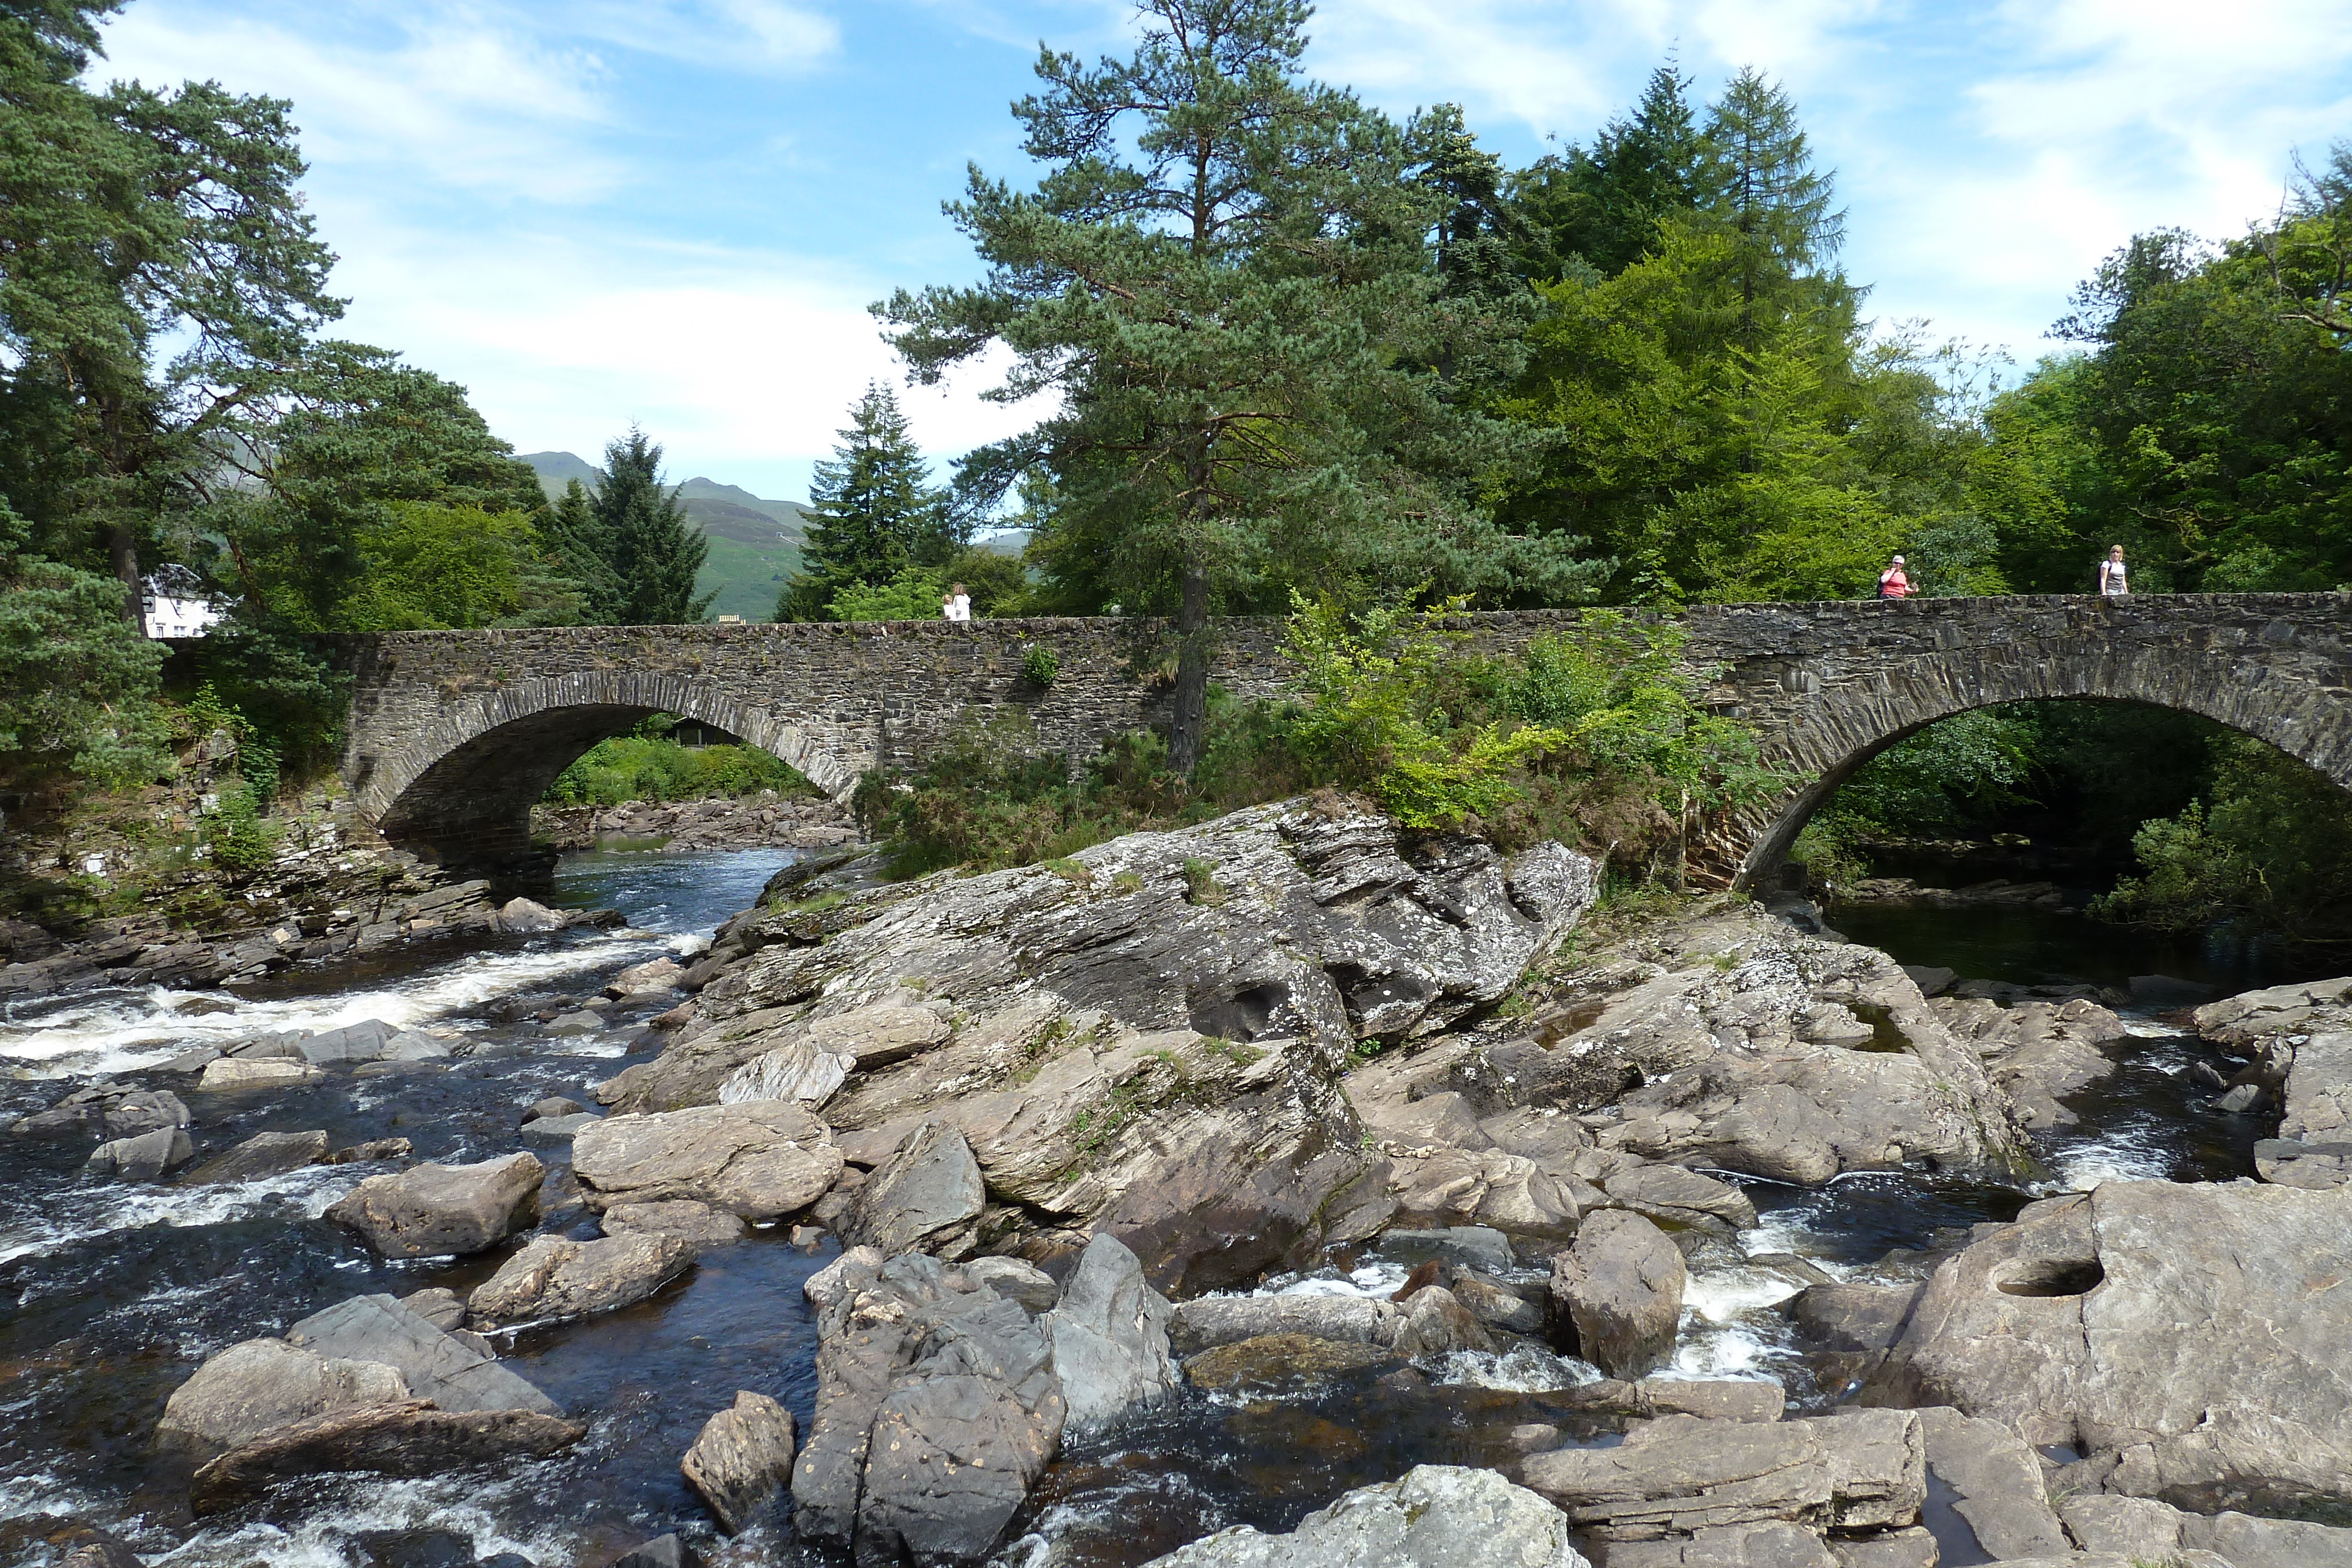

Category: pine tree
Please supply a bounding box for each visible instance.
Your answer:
[591,429,712,625]
[882,0,1593,773]
[1512,64,1710,280]
[542,478,620,620]
[776,383,953,622]
[1700,68,1847,337]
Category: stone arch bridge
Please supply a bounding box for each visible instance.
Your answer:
[333,594,2352,887]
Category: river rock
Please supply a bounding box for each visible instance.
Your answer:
[2253,1134,2352,1189]
[153,1338,415,1463]
[398,1288,467,1332]
[1598,1523,1838,1566]
[524,1096,586,1123]
[1632,1378,1785,1423]
[681,1389,796,1533]
[52,1528,143,1568]
[496,897,566,934]
[284,1293,562,1415]
[1785,1282,1922,1396]
[1519,1410,1924,1541]
[602,803,1596,1293]
[1041,1232,1177,1429]
[186,1129,331,1183]
[12,1084,185,1139]
[466,1232,696,1326]
[1428,910,2031,1183]
[1381,1225,1521,1274]
[840,1120,985,1257]
[792,1249,1065,1564]
[965,1255,1060,1313]
[1598,1163,1759,1231]
[1551,1209,1685,1379]
[188,1399,584,1513]
[197,1056,321,1092]
[85,1125,194,1179]
[1170,1293,1399,1356]
[1181,1333,1397,1392]
[1825,1531,1936,1568]
[1914,1405,2069,1559]
[607,1535,694,1568]
[572,1101,841,1220]
[1392,1285,1494,1358]
[1929,994,2124,1129]
[1381,1145,1590,1241]
[325,1153,544,1258]
[1450,1271,1545,1335]
[1135,1464,1588,1568]
[1862,1179,2352,1511]
[607,957,684,998]
[2058,1493,2352,1566]
[600,1199,753,1248]
[519,1112,600,1142]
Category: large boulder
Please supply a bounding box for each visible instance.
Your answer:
[1519,1410,1924,1542]
[1862,1180,2352,1511]
[682,1389,797,1534]
[792,1249,1065,1565]
[1041,1232,1177,1430]
[599,803,1596,1292]
[1551,1209,1685,1379]
[1423,910,2032,1183]
[155,1293,560,1469]
[466,1232,695,1326]
[1930,994,2125,1129]
[1170,1293,1400,1356]
[2196,978,2352,1188]
[189,1400,583,1513]
[325,1153,544,1258]
[2059,1493,2352,1567]
[841,1121,986,1257]
[11,1085,189,1140]
[186,1129,331,1184]
[571,1101,841,1221]
[1136,1464,1588,1568]
[84,1125,194,1180]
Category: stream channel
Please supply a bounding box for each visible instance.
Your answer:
[0,848,2323,1568]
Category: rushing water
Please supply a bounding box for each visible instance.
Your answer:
[0,853,2310,1568]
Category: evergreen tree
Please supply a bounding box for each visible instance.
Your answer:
[1699,68,1849,339]
[543,478,620,620]
[591,428,712,625]
[776,383,953,621]
[1511,64,1710,280]
[882,0,1594,773]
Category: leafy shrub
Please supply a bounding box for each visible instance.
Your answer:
[830,566,946,623]
[206,783,277,871]
[1023,644,1060,686]
[544,716,816,806]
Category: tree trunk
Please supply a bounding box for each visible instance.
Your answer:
[1166,566,1214,777]
[106,519,143,627]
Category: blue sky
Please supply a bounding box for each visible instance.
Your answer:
[98,0,2352,504]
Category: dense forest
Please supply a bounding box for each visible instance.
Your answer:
[8,0,2352,941]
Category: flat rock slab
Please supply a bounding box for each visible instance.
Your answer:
[1595,1522,1836,1566]
[198,1057,321,1092]
[601,1199,753,1248]
[1170,1294,1398,1356]
[189,1399,584,1513]
[153,1338,412,1463]
[286,1293,560,1415]
[573,1101,841,1221]
[1137,1464,1589,1568]
[519,1112,602,1142]
[186,1129,330,1184]
[1182,1334,1397,1393]
[1521,1411,1924,1540]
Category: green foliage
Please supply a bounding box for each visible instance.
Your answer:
[829,564,945,623]
[1832,708,2039,835]
[343,503,582,630]
[543,717,814,807]
[204,781,276,871]
[1282,595,1567,828]
[1511,65,1710,281]
[2095,735,2352,948]
[592,429,713,625]
[1021,645,1059,686]
[779,383,954,621]
[0,502,169,788]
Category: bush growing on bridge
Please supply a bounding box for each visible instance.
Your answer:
[851,600,1778,882]
[543,717,816,807]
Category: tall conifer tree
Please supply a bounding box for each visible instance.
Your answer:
[1512,64,1710,279]
[776,383,953,622]
[591,429,711,625]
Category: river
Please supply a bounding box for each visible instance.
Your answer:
[0,850,2318,1567]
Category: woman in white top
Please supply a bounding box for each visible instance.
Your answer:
[2097,546,2129,597]
[946,581,972,621]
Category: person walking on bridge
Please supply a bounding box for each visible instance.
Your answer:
[1876,554,1912,600]
[2097,545,2130,597]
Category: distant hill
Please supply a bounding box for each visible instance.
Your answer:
[517,452,808,623]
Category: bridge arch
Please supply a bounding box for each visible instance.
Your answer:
[356,671,871,871]
[1728,620,2352,885]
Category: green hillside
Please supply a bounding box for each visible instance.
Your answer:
[518,452,806,622]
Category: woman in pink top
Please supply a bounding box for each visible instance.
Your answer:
[1877,554,1912,599]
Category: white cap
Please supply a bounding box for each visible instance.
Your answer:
[1892,555,1905,564]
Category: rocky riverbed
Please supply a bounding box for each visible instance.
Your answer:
[5,809,2349,1568]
